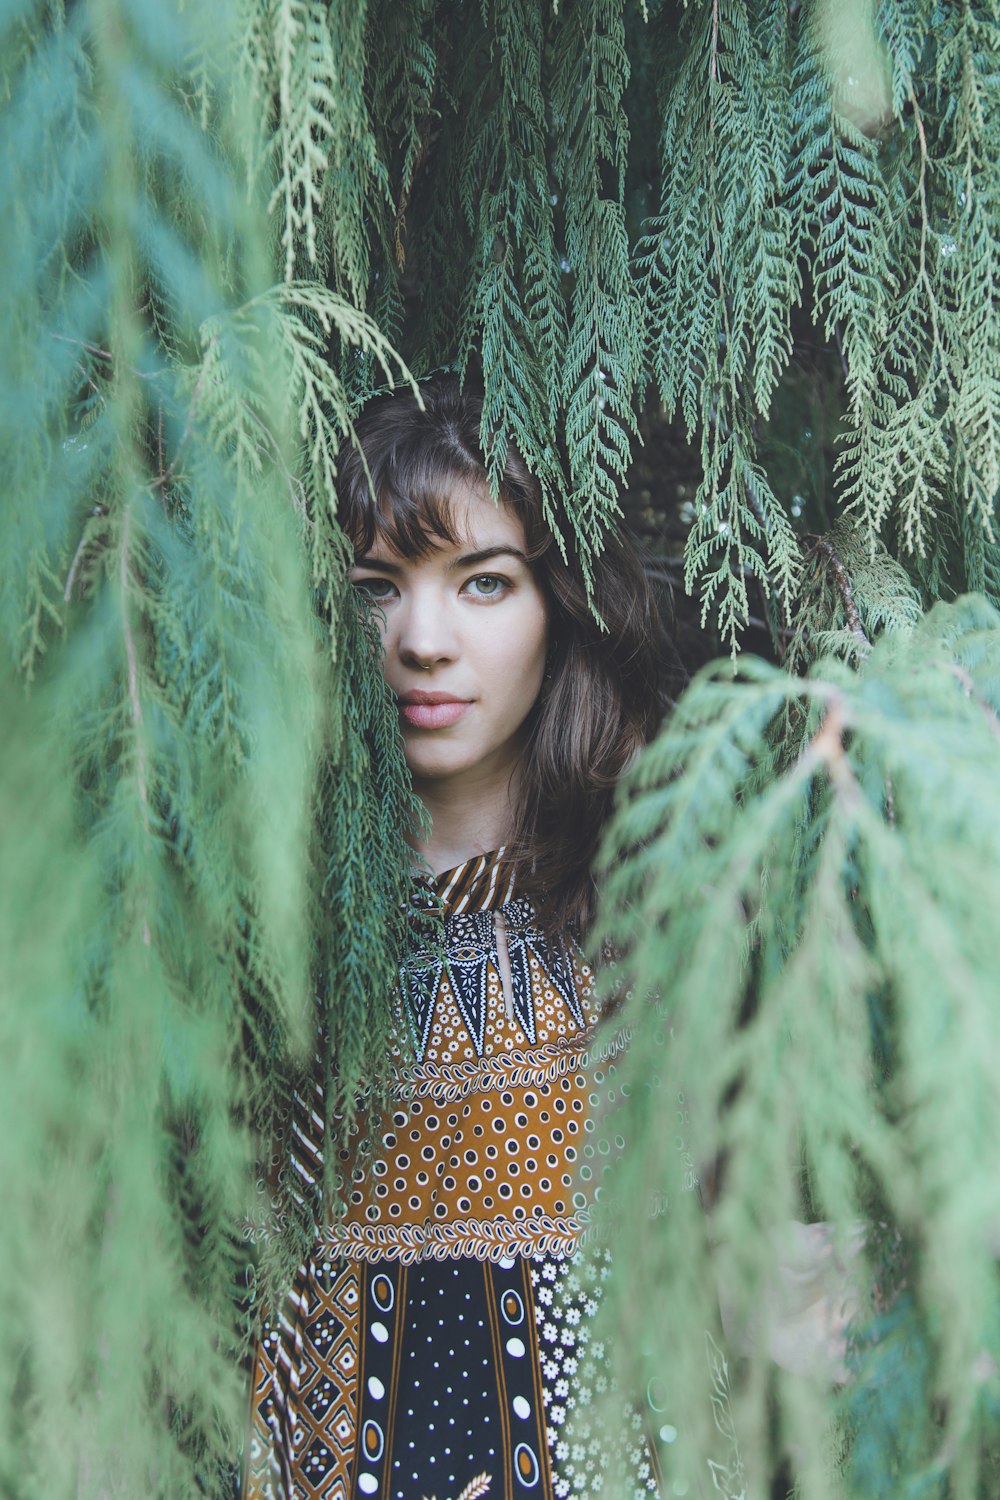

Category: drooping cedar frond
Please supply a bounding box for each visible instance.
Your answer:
[2,1,1000,1496]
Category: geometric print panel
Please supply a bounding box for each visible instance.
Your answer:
[242,1262,360,1500]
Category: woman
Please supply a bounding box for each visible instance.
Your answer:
[243,375,667,1500]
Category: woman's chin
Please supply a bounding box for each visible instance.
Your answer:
[405,737,521,793]
[406,751,480,786]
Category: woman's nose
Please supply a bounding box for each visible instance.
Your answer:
[394,590,459,670]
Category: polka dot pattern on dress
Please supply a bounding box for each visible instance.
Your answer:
[319,911,617,1265]
[241,851,651,1500]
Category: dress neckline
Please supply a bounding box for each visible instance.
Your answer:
[413,847,517,918]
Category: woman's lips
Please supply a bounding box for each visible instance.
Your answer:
[398,695,471,729]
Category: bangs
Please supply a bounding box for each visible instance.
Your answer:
[335,377,550,564]
[340,454,535,563]
[346,453,476,561]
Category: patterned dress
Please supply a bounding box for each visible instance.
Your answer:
[242,850,661,1500]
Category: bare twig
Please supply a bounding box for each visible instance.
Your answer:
[51,333,113,363]
[710,0,719,86]
[908,84,944,366]
[73,359,106,405]
[63,539,90,603]
[909,84,930,286]
[50,332,159,381]
[64,504,109,602]
[814,537,869,644]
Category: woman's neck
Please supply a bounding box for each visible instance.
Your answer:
[408,765,522,875]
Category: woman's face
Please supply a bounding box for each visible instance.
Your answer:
[350,481,549,799]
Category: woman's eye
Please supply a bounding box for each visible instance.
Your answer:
[466,574,507,598]
[352,577,396,601]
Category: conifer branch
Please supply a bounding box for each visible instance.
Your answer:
[394,105,433,269]
[800,693,860,805]
[118,507,152,939]
[592,598,1000,1495]
[949,663,1000,746]
[908,84,942,365]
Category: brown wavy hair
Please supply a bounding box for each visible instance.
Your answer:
[335,374,668,935]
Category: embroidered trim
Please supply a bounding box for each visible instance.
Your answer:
[400,1025,632,1103]
[318,1211,591,1265]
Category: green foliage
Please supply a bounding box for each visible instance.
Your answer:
[833,1,1000,566]
[788,19,890,426]
[591,597,1000,1498]
[550,0,641,560]
[237,0,388,301]
[3,0,1000,1496]
[458,0,566,533]
[0,1,417,1493]
[785,518,924,671]
[635,0,802,648]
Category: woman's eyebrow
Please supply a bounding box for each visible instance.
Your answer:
[450,546,528,570]
[352,545,527,572]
